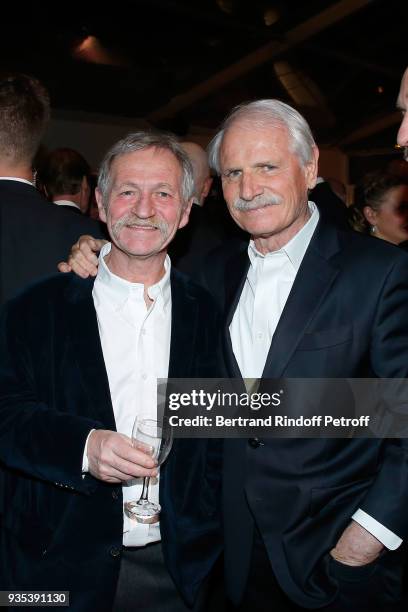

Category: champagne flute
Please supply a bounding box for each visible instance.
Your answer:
[124,415,173,524]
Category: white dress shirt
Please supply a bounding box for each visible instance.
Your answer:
[230,202,319,379]
[230,202,401,550]
[91,242,171,547]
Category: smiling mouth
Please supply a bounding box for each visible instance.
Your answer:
[239,204,275,213]
[126,224,157,230]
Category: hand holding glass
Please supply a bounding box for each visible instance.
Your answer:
[124,416,173,524]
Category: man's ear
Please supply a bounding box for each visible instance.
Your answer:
[304,145,319,190]
[178,197,194,229]
[200,177,213,202]
[79,176,90,213]
[95,188,107,223]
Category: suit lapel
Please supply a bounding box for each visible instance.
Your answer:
[262,221,341,377]
[161,271,199,497]
[65,275,116,429]
[224,221,342,379]
[224,247,249,377]
[168,270,199,378]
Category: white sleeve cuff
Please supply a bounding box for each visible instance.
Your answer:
[352,508,403,550]
[82,429,95,473]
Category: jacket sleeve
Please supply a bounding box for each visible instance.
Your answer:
[359,254,408,537]
[0,299,103,494]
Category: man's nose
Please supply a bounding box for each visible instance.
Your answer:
[397,114,408,148]
[239,173,263,201]
[132,192,154,218]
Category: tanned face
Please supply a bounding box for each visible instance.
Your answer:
[219,120,318,251]
[97,147,190,260]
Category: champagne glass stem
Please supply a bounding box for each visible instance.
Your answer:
[139,476,150,502]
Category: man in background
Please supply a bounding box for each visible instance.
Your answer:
[397,66,408,160]
[309,175,349,230]
[0,72,104,305]
[39,147,92,214]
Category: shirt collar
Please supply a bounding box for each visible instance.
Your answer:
[96,242,171,312]
[54,199,81,210]
[248,201,319,272]
[0,177,34,186]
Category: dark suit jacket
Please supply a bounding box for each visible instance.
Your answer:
[202,218,408,608]
[309,181,350,230]
[0,180,106,306]
[0,270,222,611]
[54,202,83,215]
[169,196,247,280]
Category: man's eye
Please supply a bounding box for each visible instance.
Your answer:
[262,165,276,172]
[157,191,171,198]
[121,190,134,196]
[224,170,241,180]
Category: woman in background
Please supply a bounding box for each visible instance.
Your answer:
[351,172,408,246]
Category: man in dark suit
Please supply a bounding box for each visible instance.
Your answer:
[0,131,222,611]
[309,176,350,230]
[203,99,408,611]
[39,147,92,215]
[0,72,105,306]
[169,141,245,278]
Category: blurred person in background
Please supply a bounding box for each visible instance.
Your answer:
[350,171,408,246]
[39,147,91,214]
[397,67,408,161]
[0,72,104,305]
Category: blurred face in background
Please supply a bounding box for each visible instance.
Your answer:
[364,184,408,245]
[397,68,408,161]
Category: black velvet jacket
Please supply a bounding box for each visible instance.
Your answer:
[0,269,222,611]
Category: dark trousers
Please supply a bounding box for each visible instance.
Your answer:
[234,528,405,612]
[113,542,207,612]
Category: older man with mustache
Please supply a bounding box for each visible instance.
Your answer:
[202,99,408,612]
[0,131,222,612]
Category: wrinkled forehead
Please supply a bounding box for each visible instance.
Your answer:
[220,118,292,164]
[112,147,182,181]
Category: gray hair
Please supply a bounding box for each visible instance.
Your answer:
[97,130,195,208]
[208,99,316,174]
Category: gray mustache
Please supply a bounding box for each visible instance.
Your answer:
[233,193,283,211]
[112,215,168,234]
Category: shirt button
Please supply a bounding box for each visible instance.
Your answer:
[141,328,146,335]
[141,373,148,380]
[248,437,263,448]
[256,332,263,340]
[109,546,121,558]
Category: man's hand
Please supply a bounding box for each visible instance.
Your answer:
[330,520,384,566]
[58,235,106,278]
[87,429,158,483]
